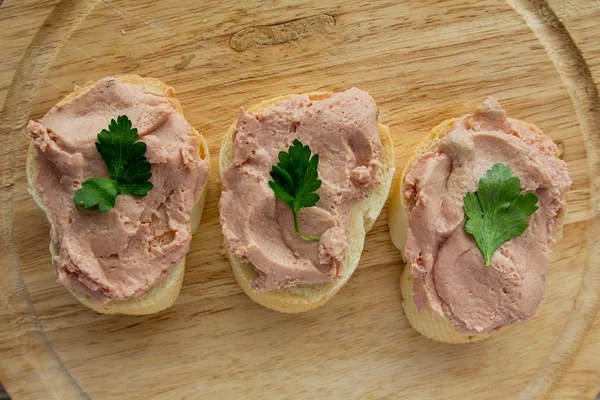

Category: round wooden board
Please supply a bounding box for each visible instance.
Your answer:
[1,0,599,399]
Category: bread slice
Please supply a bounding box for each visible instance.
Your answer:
[388,118,564,343]
[219,92,395,313]
[27,75,209,315]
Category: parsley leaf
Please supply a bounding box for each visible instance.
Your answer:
[73,178,117,213]
[463,163,539,267]
[73,115,153,212]
[268,139,322,242]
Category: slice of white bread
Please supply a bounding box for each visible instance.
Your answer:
[27,75,209,315]
[388,118,565,343]
[219,92,395,313]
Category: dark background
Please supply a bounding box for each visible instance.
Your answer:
[0,382,9,400]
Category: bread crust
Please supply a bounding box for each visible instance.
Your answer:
[27,75,209,315]
[388,116,565,343]
[219,92,395,313]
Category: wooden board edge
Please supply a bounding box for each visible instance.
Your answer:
[0,0,100,399]
[507,1,600,399]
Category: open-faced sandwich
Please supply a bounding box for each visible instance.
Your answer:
[27,75,209,315]
[219,88,395,312]
[388,98,571,343]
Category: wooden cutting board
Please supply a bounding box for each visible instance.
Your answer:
[1,1,599,399]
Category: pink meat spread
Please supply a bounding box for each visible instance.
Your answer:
[219,88,382,292]
[403,98,571,333]
[28,77,209,305]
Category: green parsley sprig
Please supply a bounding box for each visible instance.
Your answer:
[73,115,153,212]
[268,139,322,242]
[463,163,538,267]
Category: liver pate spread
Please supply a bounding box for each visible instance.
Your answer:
[403,98,571,333]
[219,88,382,292]
[28,78,209,305]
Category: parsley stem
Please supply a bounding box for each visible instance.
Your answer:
[293,207,320,242]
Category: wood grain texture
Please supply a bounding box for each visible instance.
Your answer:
[536,2,600,398]
[0,0,598,399]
